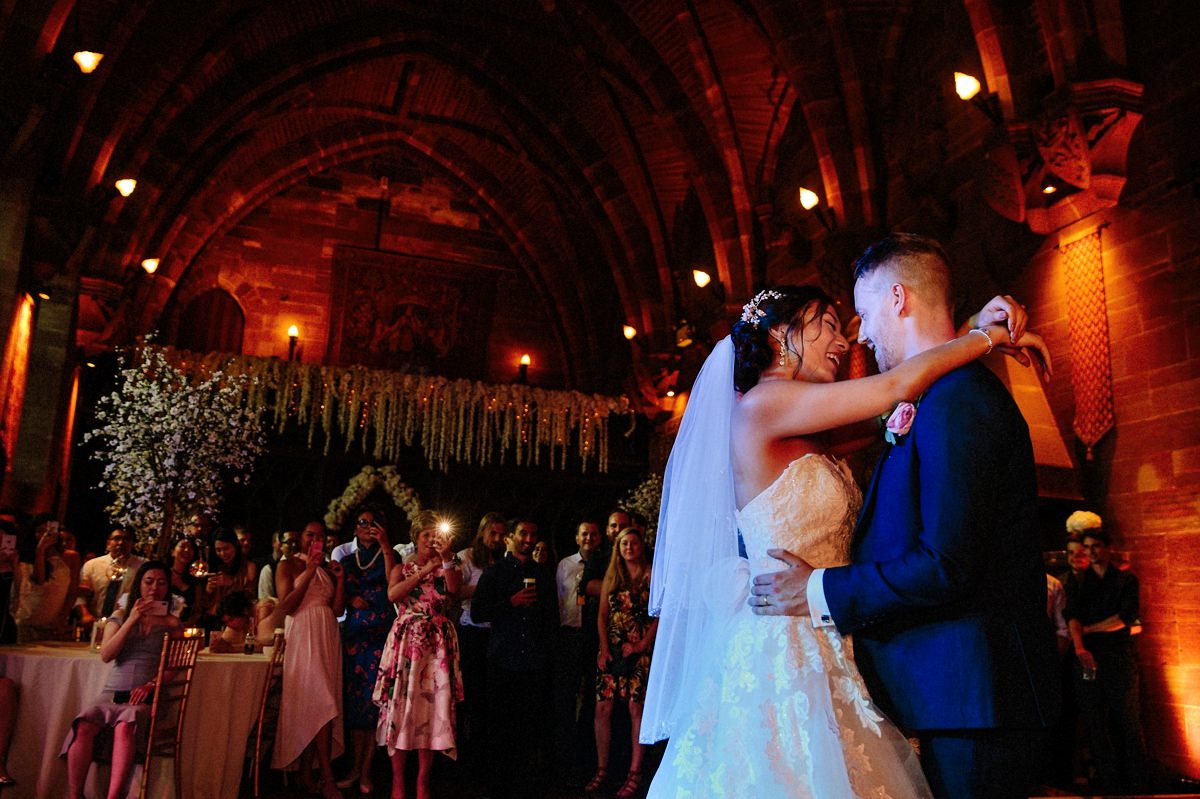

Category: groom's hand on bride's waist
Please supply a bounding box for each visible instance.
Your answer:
[749,549,813,616]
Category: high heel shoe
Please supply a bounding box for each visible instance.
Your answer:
[616,768,644,798]
[584,767,608,793]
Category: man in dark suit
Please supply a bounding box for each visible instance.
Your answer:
[752,234,1060,798]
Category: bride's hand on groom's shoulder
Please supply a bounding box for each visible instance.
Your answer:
[749,550,813,617]
[997,330,1053,382]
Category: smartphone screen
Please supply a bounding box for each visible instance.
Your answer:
[147,600,170,616]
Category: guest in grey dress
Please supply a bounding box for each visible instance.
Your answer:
[61,560,180,799]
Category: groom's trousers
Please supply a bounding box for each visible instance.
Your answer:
[919,729,1046,799]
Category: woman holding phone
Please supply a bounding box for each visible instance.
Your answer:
[336,504,397,794]
[14,514,81,642]
[202,527,256,628]
[374,510,463,799]
[273,522,346,798]
[61,560,179,799]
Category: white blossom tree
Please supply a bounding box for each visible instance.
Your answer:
[85,346,265,558]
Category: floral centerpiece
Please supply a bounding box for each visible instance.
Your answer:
[84,346,265,558]
[325,465,422,533]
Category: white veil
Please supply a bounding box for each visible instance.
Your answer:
[641,335,740,743]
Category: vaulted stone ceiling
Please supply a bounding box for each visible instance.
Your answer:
[1,0,1128,391]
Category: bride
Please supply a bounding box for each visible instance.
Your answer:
[642,284,1046,798]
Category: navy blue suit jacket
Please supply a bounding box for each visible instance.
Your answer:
[823,362,1059,731]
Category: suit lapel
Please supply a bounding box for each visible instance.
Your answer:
[853,445,890,545]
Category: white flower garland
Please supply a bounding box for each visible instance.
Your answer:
[325,465,422,533]
[151,345,631,473]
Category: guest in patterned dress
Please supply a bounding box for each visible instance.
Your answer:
[588,527,657,798]
[335,504,397,794]
[374,510,463,799]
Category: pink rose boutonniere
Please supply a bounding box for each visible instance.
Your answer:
[884,401,917,445]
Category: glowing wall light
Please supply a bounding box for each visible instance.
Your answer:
[72,51,104,73]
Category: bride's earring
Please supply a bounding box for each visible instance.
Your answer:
[778,337,787,367]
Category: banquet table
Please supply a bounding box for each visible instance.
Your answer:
[0,642,267,799]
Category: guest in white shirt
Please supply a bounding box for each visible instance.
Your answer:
[78,529,144,622]
[552,519,602,773]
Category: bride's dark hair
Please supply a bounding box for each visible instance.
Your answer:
[732,284,835,393]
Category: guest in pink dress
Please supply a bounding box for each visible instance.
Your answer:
[272,525,346,799]
[374,511,463,799]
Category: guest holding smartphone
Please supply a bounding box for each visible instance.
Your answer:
[60,560,180,799]
[14,514,81,642]
[202,527,256,629]
[374,511,463,799]
[273,523,346,798]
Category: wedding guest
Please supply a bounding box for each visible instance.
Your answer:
[203,527,256,627]
[333,504,397,794]
[532,538,556,568]
[588,527,656,798]
[454,512,507,771]
[208,590,254,653]
[78,529,144,621]
[0,518,21,645]
[374,510,463,799]
[0,676,14,786]
[553,519,602,776]
[167,538,202,623]
[472,518,558,799]
[1066,519,1148,793]
[61,560,181,799]
[14,513,81,641]
[258,529,298,601]
[272,521,345,799]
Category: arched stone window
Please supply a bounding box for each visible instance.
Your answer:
[176,289,245,354]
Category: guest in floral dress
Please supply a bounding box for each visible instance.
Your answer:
[589,527,657,798]
[374,511,463,799]
[335,504,397,794]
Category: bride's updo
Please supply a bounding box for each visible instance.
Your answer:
[732,284,835,393]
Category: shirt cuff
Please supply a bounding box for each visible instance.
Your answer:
[807,568,834,627]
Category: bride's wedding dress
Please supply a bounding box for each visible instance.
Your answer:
[648,454,931,798]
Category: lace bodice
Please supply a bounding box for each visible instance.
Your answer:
[736,453,862,573]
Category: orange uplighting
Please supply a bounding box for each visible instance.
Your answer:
[72,51,104,73]
[0,295,35,470]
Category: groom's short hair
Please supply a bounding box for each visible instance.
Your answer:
[852,233,952,310]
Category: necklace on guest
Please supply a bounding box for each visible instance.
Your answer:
[355,544,382,571]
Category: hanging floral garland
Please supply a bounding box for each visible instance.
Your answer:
[325,465,422,532]
[150,345,631,473]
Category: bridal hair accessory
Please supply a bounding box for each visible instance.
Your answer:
[740,289,782,327]
[884,401,917,445]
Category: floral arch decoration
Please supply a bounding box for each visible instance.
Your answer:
[325,465,422,533]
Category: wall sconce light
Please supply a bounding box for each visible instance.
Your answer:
[140,258,159,274]
[675,320,695,349]
[1041,178,1059,196]
[517,353,531,383]
[622,325,637,340]
[72,51,104,73]
[114,178,137,197]
[953,71,1002,125]
[692,269,712,288]
[797,186,837,231]
[287,325,300,361]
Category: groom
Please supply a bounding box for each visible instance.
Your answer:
[751,234,1060,799]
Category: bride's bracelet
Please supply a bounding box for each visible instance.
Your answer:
[969,327,995,355]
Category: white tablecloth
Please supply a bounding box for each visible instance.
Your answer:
[0,642,266,799]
